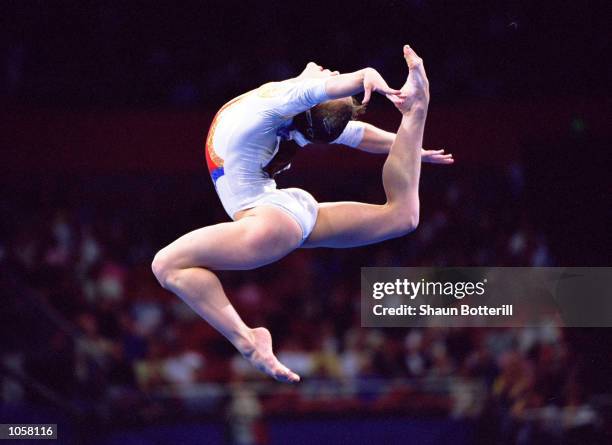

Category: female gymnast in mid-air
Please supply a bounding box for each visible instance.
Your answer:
[152,45,451,382]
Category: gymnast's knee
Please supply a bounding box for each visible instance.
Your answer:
[151,248,181,290]
[386,205,419,238]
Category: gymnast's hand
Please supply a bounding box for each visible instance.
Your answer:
[362,67,401,105]
[422,149,454,164]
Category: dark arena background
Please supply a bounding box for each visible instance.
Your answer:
[1,1,611,444]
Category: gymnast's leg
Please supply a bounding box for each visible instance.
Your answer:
[304,45,430,249]
[151,206,303,383]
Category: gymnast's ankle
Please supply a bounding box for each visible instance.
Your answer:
[232,328,256,355]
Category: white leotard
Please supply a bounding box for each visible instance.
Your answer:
[205,77,365,240]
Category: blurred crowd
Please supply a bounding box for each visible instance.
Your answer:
[2,162,604,443]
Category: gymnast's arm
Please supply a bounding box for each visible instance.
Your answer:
[270,65,399,122]
[324,68,400,104]
[338,121,454,164]
[354,122,396,154]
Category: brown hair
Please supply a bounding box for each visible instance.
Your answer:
[293,97,365,143]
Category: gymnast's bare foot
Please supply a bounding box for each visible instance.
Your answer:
[388,45,430,115]
[239,327,300,383]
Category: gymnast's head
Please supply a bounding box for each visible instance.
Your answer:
[293,97,365,144]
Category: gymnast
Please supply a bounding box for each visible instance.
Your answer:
[152,45,451,382]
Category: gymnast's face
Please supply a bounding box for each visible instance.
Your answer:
[299,62,340,79]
